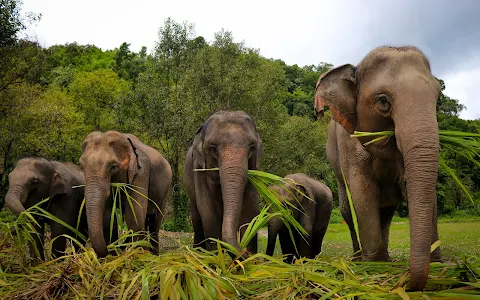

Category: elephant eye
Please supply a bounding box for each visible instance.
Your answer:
[31,178,38,184]
[110,163,119,172]
[375,94,391,112]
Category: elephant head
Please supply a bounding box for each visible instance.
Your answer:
[79,130,141,257]
[315,46,441,291]
[193,111,262,252]
[5,157,68,216]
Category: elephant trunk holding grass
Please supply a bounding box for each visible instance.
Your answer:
[314,46,441,291]
[184,111,262,254]
[266,173,333,263]
[79,131,172,257]
[5,157,87,260]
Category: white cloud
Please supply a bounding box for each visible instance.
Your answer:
[442,58,480,120]
[20,0,480,120]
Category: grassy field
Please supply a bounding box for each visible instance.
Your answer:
[258,220,480,262]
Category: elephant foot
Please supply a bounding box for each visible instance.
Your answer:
[361,251,391,262]
[430,251,442,263]
[352,250,362,261]
[352,255,362,262]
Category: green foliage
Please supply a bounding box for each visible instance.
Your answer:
[281,62,332,119]
[69,69,130,131]
[0,0,41,47]
[266,114,338,204]
[329,208,344,224]
[0,15,479,219]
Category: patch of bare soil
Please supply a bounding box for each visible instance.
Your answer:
[158,230,193,252]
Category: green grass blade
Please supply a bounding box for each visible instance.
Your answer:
[341,168,362,252]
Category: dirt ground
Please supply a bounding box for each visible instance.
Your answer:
[157,229,269,252]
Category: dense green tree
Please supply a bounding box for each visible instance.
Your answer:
[119,18,199,230]
[1,14,479,221]
[69,69,130,131]
[0,0,41,46]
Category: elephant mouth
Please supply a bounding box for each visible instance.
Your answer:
[26,188,37,201]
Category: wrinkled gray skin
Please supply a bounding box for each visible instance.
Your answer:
[184,111,262,254]
[79,131,172,258]
[5,157,87,260]
[266,173,333,263]
[314,46,441,291]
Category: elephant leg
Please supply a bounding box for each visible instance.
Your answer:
[145,213,158,254]
[146,199,164,255]
[201,212,222,252]
[278,226,297,264]
[430,199,442,262]
[311,220,329,258]
[125,187,148,250]
[50,223,68,258]
[338,180,361,259]
[266,216,282,256]
[298,213,313,259]
[347,174,386,261]
[147,174,170,255]
[29,222,45,261]
[191,200,206,249]
[379,205,397,261]
[195,177,223,252]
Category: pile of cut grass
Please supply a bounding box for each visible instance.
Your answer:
[1,142,480,298]
[0,240,478,299]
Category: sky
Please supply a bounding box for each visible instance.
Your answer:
[21,0,480,120]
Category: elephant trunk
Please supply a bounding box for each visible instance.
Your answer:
[5,185,27,216]
[85,178,110,258]
[219,147,248,253]
[395,92,439,291]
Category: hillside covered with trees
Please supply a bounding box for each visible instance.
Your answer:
[1,2,479,231]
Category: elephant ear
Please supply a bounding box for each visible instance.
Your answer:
[314,64,358,134]
[49,172,68,198]
[192,124,206,169]
[293,183,314,208]
[249,132,262,170]
[126,137,142,184]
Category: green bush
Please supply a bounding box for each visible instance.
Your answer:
[329,208,344,224]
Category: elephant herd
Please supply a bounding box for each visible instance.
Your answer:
[4,45,443,291]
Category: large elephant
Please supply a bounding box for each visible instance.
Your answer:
[314,46,441,291]
[184,111,262,254]
[5,157,87,260]
[79,130,172,257]
[266,173,333,263]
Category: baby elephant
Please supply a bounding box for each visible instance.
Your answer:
[266,173,333,263]
[5,157,87,260]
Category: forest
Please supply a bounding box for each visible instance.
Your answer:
[1,10,480,234]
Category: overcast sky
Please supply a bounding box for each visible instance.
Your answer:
[22,0,480,120]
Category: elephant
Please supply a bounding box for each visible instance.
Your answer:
[5,157,87,260]
[79,130,172,257]
[266,173,333,263]
[314,46,441,291]
[184,111,262,255]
